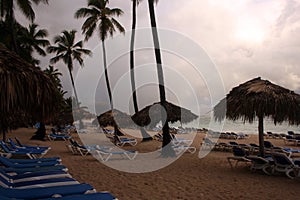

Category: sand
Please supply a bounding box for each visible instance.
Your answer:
[5,127,300,200]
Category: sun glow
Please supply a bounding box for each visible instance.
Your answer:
[235,19,265,43]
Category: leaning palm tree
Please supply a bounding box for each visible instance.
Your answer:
[0,0,48,53]
[18,23,50,65]
[47,30,92,110]
[147,0,174,156]
[75,0,125,111]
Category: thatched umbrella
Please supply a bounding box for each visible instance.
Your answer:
[0,44,59,140]
[95,109,133,134]
[214,77,300,156]
[132,101,198,128]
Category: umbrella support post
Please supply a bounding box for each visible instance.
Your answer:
[258,115,265,157]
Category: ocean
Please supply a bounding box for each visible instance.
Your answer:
[170,115,300,135]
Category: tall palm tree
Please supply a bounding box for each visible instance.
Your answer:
[47,30,92,110]
[75,0,125,112]
[0,0,48,53]
[18,23,50,65]
[130,0,152,141]
[147,0,174,156]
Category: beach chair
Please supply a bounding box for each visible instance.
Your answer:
[284,135,297,146]
[246,156,272,175]
[271,152,300,179]
[171,134,193,146]
[227,147,251,168]
[12,138,50,151]
[41,192,117,200]
[114,135,137,147]
[0,141,39,159]
[0,175,79,189]
[0,156,60,168]
[173,145,196,155]
[0,183,95,199]
[201,138,217,150]
[93,148,138,162]
[2,165,68,174]
[48,133,71,141]
[2,156,61,164]
[0,168,72,183]
[68,139,96,156]
[6,139,50,158]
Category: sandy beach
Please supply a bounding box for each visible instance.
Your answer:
[6,127,300,200]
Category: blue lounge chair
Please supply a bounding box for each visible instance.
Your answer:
[115,135,137,147]
[48,133,71,141]
[0,141,48,159]
[271,152,300,179]
[41,192,117,200]
[0,169,72,183]
[0,183,95,199]
[93,148,138,162]
[8,138,50,152]
[1,165,68,174]
[227,147,251,168]
[0,156,60,168]
[3,156,61,164]
[246,156,272,175]
[68,139,96,156]
[0,175,79,189]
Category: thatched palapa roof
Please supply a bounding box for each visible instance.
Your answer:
[0,44,59,136]
[132,101,198,127]
[214,77,300,125]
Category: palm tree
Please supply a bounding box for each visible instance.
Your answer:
[47,30,92,110]
[0,0,49,53]
[75,0,125,111]
[44,65,63,89]
[129,0,152,141]
[18,23,50,65]
[147,0,174,156]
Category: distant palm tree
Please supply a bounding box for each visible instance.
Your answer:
[147,0,174,156]
[18,23,50,65]
[0,0,49,53]
[75,0,125,111]
[47,30,92,109]
[44,65,62,89]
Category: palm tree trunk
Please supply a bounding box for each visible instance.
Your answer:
[102,41,114,110]
[130,0,152,141]
[102,41,120,136]
[67,61,79,109]
[68,60,83,129]
[258,115,265,157]
[148,0,174,156]
[130,0,138,114]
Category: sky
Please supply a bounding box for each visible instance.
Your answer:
[16,0,300,116]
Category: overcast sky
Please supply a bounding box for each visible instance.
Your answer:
[16,0,300,115]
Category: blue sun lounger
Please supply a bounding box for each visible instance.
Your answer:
[94,149,138,162]
[0,183,95,199]
[0,141,48,159]
[3,156,61,164]
[1,165,68,174]
[42,192,117,200]
[0,169,72,183]
[8,138,50,152]
[0,156,60,168]
[0,175,79,189]
[48,133,71,141]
